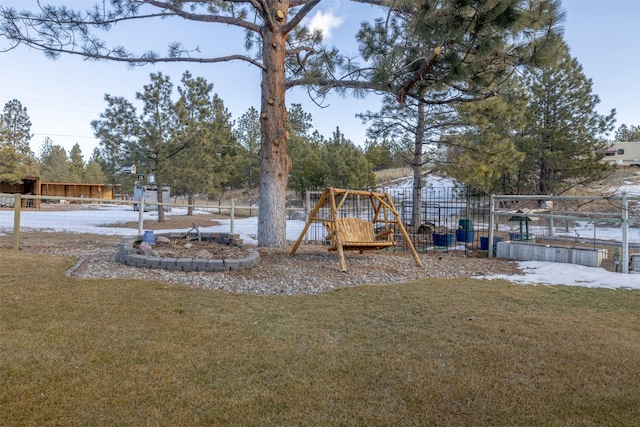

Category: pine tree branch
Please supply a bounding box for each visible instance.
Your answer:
[396,46,441,104]
[284,0,321,34]
[139,1,261,32]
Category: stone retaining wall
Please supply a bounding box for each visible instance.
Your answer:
[116,232,260,272]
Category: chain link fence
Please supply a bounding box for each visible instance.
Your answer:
[488,194,640,273]
[2,189,639,273]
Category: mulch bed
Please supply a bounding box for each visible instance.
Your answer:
[134,240,250,260]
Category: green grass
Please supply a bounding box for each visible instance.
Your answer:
[1,250,639,426]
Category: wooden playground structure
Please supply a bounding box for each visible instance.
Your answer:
[290,187,423,272]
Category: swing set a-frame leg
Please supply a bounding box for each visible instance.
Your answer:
[328,188,348,272]
[289,189,329,257]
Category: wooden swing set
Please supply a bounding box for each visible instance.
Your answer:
[289,187,423,272]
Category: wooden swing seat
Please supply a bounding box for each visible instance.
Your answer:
[289,187,422,272]
[326,217,394,252]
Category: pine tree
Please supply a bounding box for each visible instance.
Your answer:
[39,138,71,182]
[93,72,181,221]
[84,148,107,184]
[68,143,85,182]
[234,107,261,190]
[1,0,563,247]
[515,42,615,195]
[357,0,563,224]
[0,144,24,184]
[615,124,640,142]
[439,86,528,192]
[286,104,325,194]
[322,128,375,190]
[358,94,454,225]
[0,99,37,181]
[364,138,404,171]
[171,72,239,213]
[0,99,33,156]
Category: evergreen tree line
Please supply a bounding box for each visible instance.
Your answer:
[0,99,108,184]
[2,44,640,199]
[0,0,634,242]
[361,41,638,197]
[0,79,378,197]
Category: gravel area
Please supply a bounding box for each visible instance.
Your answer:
[25,242,521,295]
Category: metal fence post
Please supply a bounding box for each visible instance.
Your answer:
[230,198,235,233]
[137,199,145,235]
[305,190,311,243]
[621,192,629,274]
[488,194,495,257]
[548,195,554,237]
[13,193,21,251]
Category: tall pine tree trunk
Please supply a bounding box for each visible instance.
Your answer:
[188,193,194,216]
[411,98,426,228]
[258,1,290,247]
[156,177,165,222]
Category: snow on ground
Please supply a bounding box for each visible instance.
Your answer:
[604,171,640,197]
[2,169,640,292]
[1,202,638,290]
[380,175,459,194]
[612,180,640,197]
[479,261,639,290]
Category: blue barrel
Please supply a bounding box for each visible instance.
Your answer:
[456,229,475,243]
[480,236,503,250]
[142,230,156,246]
[433,233,455,247]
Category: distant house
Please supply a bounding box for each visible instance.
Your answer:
[599,142,640,167]
[122,163,137,174]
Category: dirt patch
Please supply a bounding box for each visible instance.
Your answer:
[134,240,250,260]
[109,214,223,230]
[0,233,120,250]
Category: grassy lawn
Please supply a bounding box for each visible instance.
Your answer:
[1,250,639,426]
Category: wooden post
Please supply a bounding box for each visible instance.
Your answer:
[326,188,347,272]
[13,193,21,251]
[384,193,422,268]
[289,189,329,256]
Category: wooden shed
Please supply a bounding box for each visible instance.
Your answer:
[1,176,123,208]
[0,176,41,207]
[39,181,121,200]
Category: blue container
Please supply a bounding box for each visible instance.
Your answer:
[455,229,475,243]
[433,233,455,247]
[480,236,504,250]
[142,230,156,246]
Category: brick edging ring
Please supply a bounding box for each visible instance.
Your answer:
[115,232,260,272]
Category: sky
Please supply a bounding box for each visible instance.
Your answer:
[1,0,639,160]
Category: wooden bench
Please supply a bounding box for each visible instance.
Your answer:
[326,217,395,252]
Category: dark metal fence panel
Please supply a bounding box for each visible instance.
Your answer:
[385,187,491,253]
[300,187,491,254]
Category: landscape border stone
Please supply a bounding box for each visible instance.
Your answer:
[116,232,260,272]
